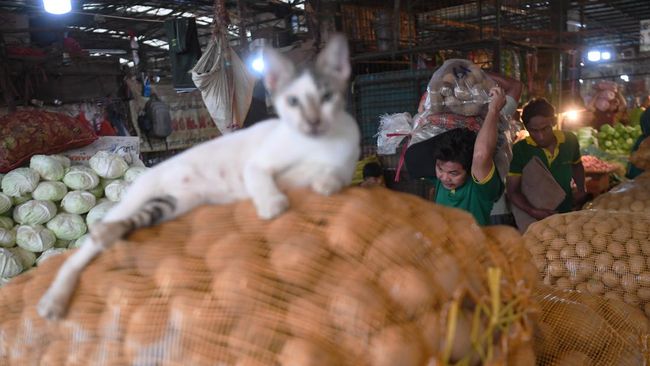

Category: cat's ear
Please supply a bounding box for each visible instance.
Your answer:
[263,47,295,95]
[316,34,350,91]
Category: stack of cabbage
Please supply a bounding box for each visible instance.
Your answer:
[0,152,148,282]
[596,123,642,155]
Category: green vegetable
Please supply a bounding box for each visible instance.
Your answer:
[30,155,65,181]
[13,200,57,225]
[46,213,87,240]
[16,225,56,253]
[32,181,68,201]
[1,168,40,197]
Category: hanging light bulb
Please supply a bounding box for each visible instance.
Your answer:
[43,0,71,15]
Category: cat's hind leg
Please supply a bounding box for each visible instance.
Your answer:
[37,193,180,320]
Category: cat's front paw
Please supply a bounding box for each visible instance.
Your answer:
[311,176,343,196]
[37,287,71,320]
[255,193,289,220]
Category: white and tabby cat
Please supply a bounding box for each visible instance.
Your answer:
[38,34,360,320]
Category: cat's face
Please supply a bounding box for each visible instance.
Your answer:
[264,35,350,137]
[272,71,343,136]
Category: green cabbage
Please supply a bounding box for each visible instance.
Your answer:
[1,168,40,197]
[32,181,68,201]
[124,166,149,183]
[63,166,100,190]
[86,200,115,227]
[13,200,57,225]
[36,248,67,266]
[61,190,96,214]
[0,217,13,230]
[30,155,65,181]
[0,193,11,215]
[69,233,90,249]
[8,246,36,269]
[89,151,129,179]
[16,225,56,252]
[50,154,71,169]
[104,180,129,202]
[0,248,23,278]
[46,213,87,240]
[0,228,15,248]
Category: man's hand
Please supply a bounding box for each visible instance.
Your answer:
[528,207,556,220]
[488,87,506,114]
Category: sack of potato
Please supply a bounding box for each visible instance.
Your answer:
[524,210,650,318]
[586,178,650,213]
[0,187,537,366]
[534,285,648,366]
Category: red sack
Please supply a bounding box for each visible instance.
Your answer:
[0,110,97,173]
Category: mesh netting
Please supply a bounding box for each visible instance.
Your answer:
[524,209,650,318]
[586,176,650,213]
[534,285,649,366]
[0,187,537,365]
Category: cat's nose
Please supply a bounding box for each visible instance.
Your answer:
[307,119,320,126]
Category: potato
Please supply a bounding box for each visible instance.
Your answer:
[594,252,613,272]
[369,324,426,366]
[555,277,572,290]
[565,231,582,245]
[620,274,637,293]
[590,235,608,251]
[611,260,629,275]
[607,242,625,258]
[628,255,645,274]
[625,239,640,256]
[548,260,566,277]
[378,265,435,317]
[586,279,605,294]
[637,288,650,301]
[546,249,560,261]
[602,272,619,288]
[279,337,339,366]
[269,233,328,289]
[575,242,592,258]
[559,246,575,260]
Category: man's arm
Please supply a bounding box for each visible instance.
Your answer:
[507,175,556,220]
[472,87,506,182]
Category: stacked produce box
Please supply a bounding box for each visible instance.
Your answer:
[0,152,148,282]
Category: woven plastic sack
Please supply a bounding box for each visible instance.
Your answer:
[534,285,649,365]
[524,209,650,318]
[376,59,515,180]
[191,34,255,134]
[0,188,536,365]
[585,178,650,213]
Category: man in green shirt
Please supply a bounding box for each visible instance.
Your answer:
[507,98,586,220]
[422,87,507,225]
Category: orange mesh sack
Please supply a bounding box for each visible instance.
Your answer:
[524,210,650,317]
[0,187,537,365]
[534,285,649,366]
[586,178,650,213]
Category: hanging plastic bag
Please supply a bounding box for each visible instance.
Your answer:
[191,34,256,134]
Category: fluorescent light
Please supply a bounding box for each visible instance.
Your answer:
[587,51,601,62]
[251,56,264,73]
[620,74,629,82]
[43,0,71,14]
[579,79,584,83]
[601,51,611,60]
[565,110,579,121]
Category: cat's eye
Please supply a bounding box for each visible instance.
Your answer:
[287,96,299,106]
[322,91,333,102]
